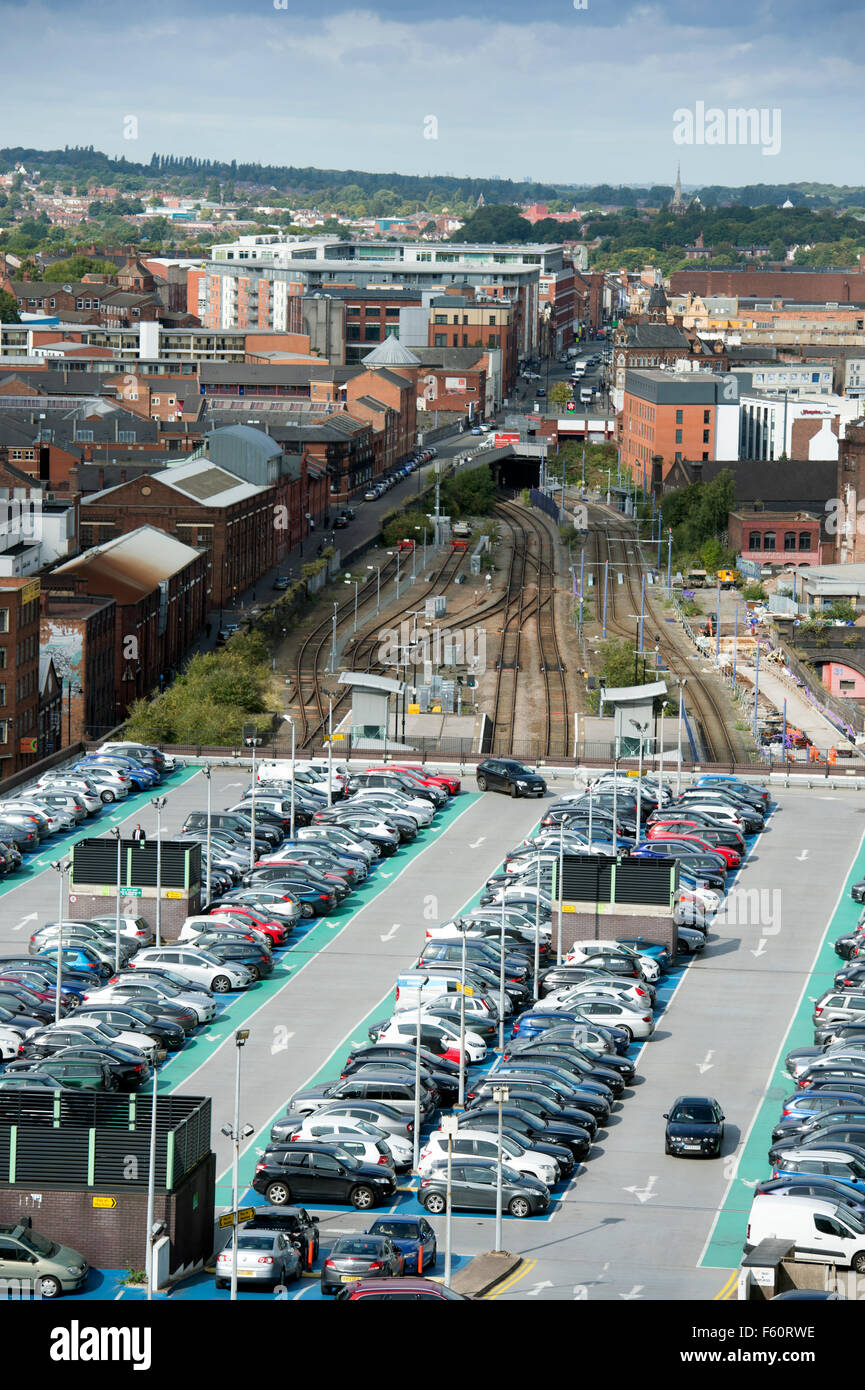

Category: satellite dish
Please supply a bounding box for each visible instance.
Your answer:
[62,284,72,293]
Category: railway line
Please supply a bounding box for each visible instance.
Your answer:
[593,511,736,763]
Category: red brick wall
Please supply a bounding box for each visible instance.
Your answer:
[670,268,865,302]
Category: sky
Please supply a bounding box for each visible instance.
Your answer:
[1,0,861,188]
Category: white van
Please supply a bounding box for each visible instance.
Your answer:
[394,973,464,1011]
[745,1194,865,1270]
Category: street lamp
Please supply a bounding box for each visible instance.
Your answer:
[223,1028,253,1302]
[110,827,122,974]
[456,921,470,1108]
[367,563,381,615]
[245,735,262,870]
[441,1113,459,1285]
[151,796,166,948]
[498,891,506,1055]
[344,573,359,632]
[51,857,71,1023]
[282,715,296,838]
[493,1084,510,1253]
[630,719,650,842]
[201,763,213,906]
[329,601,339,673]
[412,974,428,1173]
[676,678,687,796]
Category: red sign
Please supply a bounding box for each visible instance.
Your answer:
[494,433,522,448]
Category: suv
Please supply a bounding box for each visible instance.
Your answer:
[252,1141,397,1210]
[476,760,547,798]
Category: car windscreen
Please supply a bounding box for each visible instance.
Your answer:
[671,1104,716,1124]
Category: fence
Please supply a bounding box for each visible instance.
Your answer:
[529,487,561,525]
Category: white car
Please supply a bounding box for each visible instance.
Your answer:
[565,940,658,975]
[574,997,655,1040]
[0,1026,23,1059]
[71,769,129,800]
[295,825,378,863]
[536,980,651,1011]
[288,1115,412,1167]
[90,915,155,946]
[33,779,101,814]
[420,1129,558,1187]
[350,791,434,826]
[375,1012,488,1063]
[129,947,252,993]
[86,982,215,1024]
[178,915,271,949]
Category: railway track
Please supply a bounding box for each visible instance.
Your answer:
[595,512,736,763]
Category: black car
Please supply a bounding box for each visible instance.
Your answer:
[252,1141,397,1210]
[476,760,547,798]
[321,1235,404,1295]
[460,1104,591,1160]
[664,1095,725,1157]
[344,1041,461,1076]
[74,1004,185,1051]
[244,1205,320,1269]
[852,881,865,905]
[26,1044,151,1091]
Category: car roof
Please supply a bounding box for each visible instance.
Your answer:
[671,1095,719,1106]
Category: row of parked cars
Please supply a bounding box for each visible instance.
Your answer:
[742,874,865,1279]
[363,450,431,502]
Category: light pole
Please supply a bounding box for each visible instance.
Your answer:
[144,1062,164,1300]
[246,736,262,870]
[753,637,761,739]
[202,763,213,906]
[329,601,338,673]
[441,1112,459,1285]
[327,699,333,807]
[557,816,565,964]
[151,796,166,947]
[602,558,609,639]
[638,571,646,658]
[222,1028,252,1302]
[666,529,673,591]
[533,854,541,1000]
[676,678,687,796]
[458,921,469,1108]
[630,719,650,844]
[412,974,428,1172]
[51,857,70,1023]
[395,547,401,601]
[715,582,721,664]
[493,1084,509,1253]
[368,563,381,615]
[498,892,506,1055]
[282,715,296,838]
[344,574,359,632]
[111,827,122,974]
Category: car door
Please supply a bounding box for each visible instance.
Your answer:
[809,1214,849,1262]
[462,1163,496,1210]
[0,1237,37,1285]
[310,1151,349,1201]
[279,1150,315,1199]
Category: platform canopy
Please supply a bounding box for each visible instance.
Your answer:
[600,680,667,708]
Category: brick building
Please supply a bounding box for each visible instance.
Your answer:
[428,292,517,388]
[728,509,824,569]
[619,369,740,485]
[670,267,865,303]
[40,593,117,742]
[0,575,42,773]
[48,527,207,716]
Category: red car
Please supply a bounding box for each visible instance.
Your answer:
[207,907,289,948]
[368,764,460,795]
[646,829,740,869]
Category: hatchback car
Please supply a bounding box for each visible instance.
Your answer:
[364,1216,437,1275]
[419,1159,549,1218]
[320,1235,404,1295]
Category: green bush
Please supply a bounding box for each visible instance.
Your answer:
[124,631,277,746]
[742,583,766,601]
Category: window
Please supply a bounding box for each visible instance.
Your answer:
[798,533,812,551]
[364,325,381,341]
[784,532,797,551]
[346,325,361,341]
[840,680,856,691]
[488,336,497,348]
[704,410,710,424]
[675,409,683,424]
[703,430,710,443]
[675,452,682,463]
[748,532,762,550]
[152,397,160,405]
[675,430,682,443]
[76,430,94,442]
[488,315,496,326]
[434,314,447,324]
[118,431,136,443]
[434,334,447,347]
[0,611,8,635]
[763,532,776,551]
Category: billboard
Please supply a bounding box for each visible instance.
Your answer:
[494,432,522,448]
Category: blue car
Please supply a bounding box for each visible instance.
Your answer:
[81,758,157,791]
[616,939,671,973]
[510,1009,590,1041]
[37,944,111,979]
[778,1091,865,1125]
[365,1216,437,1274]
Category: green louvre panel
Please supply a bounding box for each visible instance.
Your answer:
[71,838,201,890]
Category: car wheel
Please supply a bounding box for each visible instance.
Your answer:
[853,1251,865,1273]
[37,1276,62,1298]
[423,1192,446,1215]
[665,1142,673,1156]
[476,775,487,791]
[246,965,260,982]
[620,1026,633,1041]
[508,1196,531,1218]
[350,1185,375,1210]
[211,974,232,993]
[215,1277,228,1290]
[427,1245,437,1270]
[266,1182,290,1205]
[509,782,518,798]
[301,902,314,918]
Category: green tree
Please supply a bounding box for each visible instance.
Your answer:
[0,291,20,323]
[549,381,572,412]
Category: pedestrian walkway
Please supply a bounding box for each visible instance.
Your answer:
[736,660,861,757]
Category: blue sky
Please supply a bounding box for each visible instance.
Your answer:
[1,0,860,186]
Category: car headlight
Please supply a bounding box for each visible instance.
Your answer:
[66,1265,83,1275]
[517,781,527,788]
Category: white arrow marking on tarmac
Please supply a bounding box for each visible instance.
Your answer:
[270,1031,295,1055]
[620,1285,645,1300]
[752,940,768,959]
[526,1281,553,1296]
[573,1284,588,1300]
[12,913,38,932]
[469,837,487,849]
[204,1033,223,1042]
[380,923,401,943]
[697,1050,714,1074]
[324,920,339,930]
[623,1176,657,1203]
[796,849,809,861]
[379,871,393,879]
[740,1177,760,1188]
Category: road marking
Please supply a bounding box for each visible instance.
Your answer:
[114,1289,125,1300]
[380,923,400,943]
[623,1175,657,1203]
[485,1257,536,1300]
[12,913,37,932]
[751,939,767,958]
[469,837,486,849]
[620,1284,645,1299]
[714,1270,738,1301]
[525,1279,553,1296]
[697,1049,714,1074]
[270,1030,295,1055]
[796,849,809,861]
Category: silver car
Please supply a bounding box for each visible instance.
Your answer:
[215,1230,300,1289]
[130,946,252,993]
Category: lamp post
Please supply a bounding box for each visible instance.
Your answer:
[344,574,359,632]
[441,1113,459,1285]
[412,974,428,1173]
[676,679,687,796]
[667,529,673,591]
[327,699,333,807]
[111,827,122,974]
[498,891,506,1055]
[602,558,609,639]
[151,796,166,948]
[557,816,565,965]
[246,736,262,870]
[715,582,721,664]
[144,1064,165,1301]
[493,1084,510,1253]
[457,921,469,1108]
[638,572,646,658]
[533,854,541,1000]
[368,563,381,615]
[202,763,213,906]
[753,637,761,739]
[630,719,650,844]
[329,601,339,673]
[51,857,70,1023]
[225,1028,251,1302]
[282,716,296,838]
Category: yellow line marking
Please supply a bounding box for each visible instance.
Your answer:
[714,1270,738,1301]
[485,1257,537,1300]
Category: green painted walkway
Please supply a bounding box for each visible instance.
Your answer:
[701,823,865,1267]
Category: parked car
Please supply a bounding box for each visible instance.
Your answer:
[0,1222,88,1297]
[320,1234,405,1295]
[418,1157,549,1218]
[252,1141,397,1209]
[476,759,547,797]
[214,1230,302,1290]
